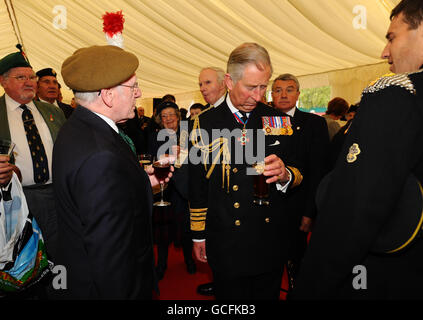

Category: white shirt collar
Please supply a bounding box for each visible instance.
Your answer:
[40,98,59,108]
[5,93,37,112]
[213,93,226,107]
[93,112,119,133]
[225,94,250,117]
[285,107,296,117]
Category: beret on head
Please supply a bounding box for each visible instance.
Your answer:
[0,51,31,75]
[36,68,57,78]
[157,101,179,115]
[61,45,139,92]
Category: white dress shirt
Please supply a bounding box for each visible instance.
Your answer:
[5,94,54,186]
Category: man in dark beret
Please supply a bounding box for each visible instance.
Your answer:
[36,68,73,119]
[53,45,172,299]
[294,0,423,299]
[0,49,66,270]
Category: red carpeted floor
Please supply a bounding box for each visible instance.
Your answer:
[153,244,289,300]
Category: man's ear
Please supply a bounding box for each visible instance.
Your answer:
[100,88,114,108]
[224,73,234,91]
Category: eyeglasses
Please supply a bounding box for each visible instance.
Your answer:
[272,88,298,96]
[119,82,139,90]
[9,75,38,82]
[161,113,177,119]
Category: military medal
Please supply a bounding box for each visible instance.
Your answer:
[262,116,293,135]
[233,111,250,146]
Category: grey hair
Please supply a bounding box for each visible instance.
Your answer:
[74,91,100,105]
[227,43,273,84]
[200,67,225,83]
[273,73,300,91]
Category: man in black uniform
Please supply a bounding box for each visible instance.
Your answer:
[189,43,303,299]
[271,74,330,290]
[294,0,423,299]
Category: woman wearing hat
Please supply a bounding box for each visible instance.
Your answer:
[148,101,196,280]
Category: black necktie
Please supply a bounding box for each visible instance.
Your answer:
[20,104,49,183]
[238,111,248,125]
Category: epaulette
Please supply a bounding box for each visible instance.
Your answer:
[363,71,420,95]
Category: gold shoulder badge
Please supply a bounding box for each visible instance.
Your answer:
[346,143,361,163]
[363,72,417,95]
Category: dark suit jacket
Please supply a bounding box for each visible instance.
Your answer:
[287,108,330,220]
[189,101,302,278]
[294,70,423,299]
[53,106,156,300]
[57,101,74,119]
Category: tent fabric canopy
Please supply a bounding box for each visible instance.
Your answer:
[1,0,398,112]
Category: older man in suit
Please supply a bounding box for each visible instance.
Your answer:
[0,49,66,264]
[53,45,171,299]
[271,73,329,291]
[36,68,74,119]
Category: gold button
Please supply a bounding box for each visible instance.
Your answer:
[235,220,241,226]
[233,185,239,191]
[265,217,270,223]
[233,168,238,173]
[234,202,240,209]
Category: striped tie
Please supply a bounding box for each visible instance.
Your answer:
[20,104,49,183]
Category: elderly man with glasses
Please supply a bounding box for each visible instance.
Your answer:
[0,49,66,270]
[53,45,172,300]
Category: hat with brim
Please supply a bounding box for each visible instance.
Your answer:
[61,45,139,92]
[0,52,31,75]
[316,173,423,254]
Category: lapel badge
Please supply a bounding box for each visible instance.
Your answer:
[49,114,54,122]
[262,116,293,136]
[346,143,361,163]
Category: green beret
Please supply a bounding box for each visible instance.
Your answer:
[0,52,31,75]
[61,45,139,92]
[36,68,57,79]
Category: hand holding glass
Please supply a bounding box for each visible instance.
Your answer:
[153,155,174,207]
[252,161,270,206]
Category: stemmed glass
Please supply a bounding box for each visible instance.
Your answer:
[153,155,173,207]
[0,139,16,158]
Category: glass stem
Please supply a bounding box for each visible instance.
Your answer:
[160,182,164,202]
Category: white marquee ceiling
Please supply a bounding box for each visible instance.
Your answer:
[1,0,399,99]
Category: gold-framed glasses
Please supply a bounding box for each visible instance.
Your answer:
[9,75,38,82]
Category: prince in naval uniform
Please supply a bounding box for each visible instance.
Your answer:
[189,43,303,300]
[294,0,423,299]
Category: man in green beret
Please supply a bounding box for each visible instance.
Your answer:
[0,50,66,269]
[53,45,171,299]
[36,67,73,119]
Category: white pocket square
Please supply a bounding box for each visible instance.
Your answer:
[268,140,280,146]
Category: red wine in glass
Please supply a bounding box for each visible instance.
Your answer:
[153,160,171,206]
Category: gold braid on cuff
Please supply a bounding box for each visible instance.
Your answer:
[287,166,303,189]
[190,208,207,231]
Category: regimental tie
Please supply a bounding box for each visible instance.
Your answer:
[20,104,49,183]
[118,128,137,155]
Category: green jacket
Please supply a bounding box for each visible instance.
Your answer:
[0,94,66,143]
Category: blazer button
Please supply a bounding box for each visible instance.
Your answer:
[233,185,239,191]
[265,217,270,223]
[235,220,241,226]
[234,202,240,209]
[233,168,238,173]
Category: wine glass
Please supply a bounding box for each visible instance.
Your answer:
[252,161,270,206]
[153,156,172,207]
[0,139,16,158]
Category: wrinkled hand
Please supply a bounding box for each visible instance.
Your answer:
[263,154,289,184]
[299,216,313,233]
[0,155,14,187]
[193,241,207,263]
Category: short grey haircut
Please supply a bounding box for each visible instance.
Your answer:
[200,67,225,83]
[273,73,300,91]
[74,91,100,105]
[227,43,273,84]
